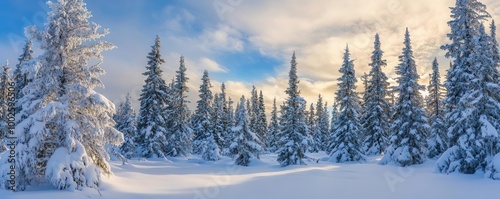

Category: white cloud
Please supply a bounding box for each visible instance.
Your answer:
[200,24,245,53]
[199,57,229,73]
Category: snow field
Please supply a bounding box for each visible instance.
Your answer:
[2,153,499,199]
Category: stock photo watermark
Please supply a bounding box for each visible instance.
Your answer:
[213,0,243,20]
[193,164,243,199]
[384,166,415,193]
[5,82,16,191]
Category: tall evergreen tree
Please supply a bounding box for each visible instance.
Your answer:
[212,93,225,149]
[441,23,500,175]
[328,46,364,163]
[267,98,280,152]
[192,71,220,161]
[136,36,170,159]
[230,96,262,166]
[326,101,339,154]
[314,95,329,151]
[12,0,121,190]
[477,23,500,178]
[217,83,233,155]
[0,63,10,152]
[436,0,500,176]
[441,0,490,111]
[227,96,235,127]
[255,91,268,150]
[426,58,447,159]
[276,52,311,166]
[249,86,258,132]
[306,103,317,152]
[224,96,235,151]
[380,28,429,167]
[360,34,391,156]
[13,40,34,114]
[360,72,369,109]
[114,94,137,159]
[490,20,499,69]
[166,56,193,157]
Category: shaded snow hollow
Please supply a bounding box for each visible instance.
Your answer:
[1,154,499,199]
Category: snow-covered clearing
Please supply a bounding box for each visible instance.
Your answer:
[2,154,499,199]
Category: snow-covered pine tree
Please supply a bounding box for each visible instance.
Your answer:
[314,95,329,152]
[114,94,137,159]
[136,36,170,159]
[249,86,258,132]
[0,63,10,152]
[477,23,500,179]
[276,52,311,166]
[387,86,397,108]
[326,101,339,154]
[224,96,235,150]
[166,56,193,157]
[360,72,369,109]
[441,0,490,112]
[491,20,500,70]
[192,70,220,161]
[13,40,34,114]
[255,91,268,150]
[306,103,317,152]
[380,28,429,167]
[216,83,234,156]
[212,87,228,152]
[443,23,500,175]
[426,58,447,159]
[267,98,280,152]
[12,0,122,190]
[360,34,391,156]
[328,46,364,163]
[230,96,262,166]
[436,0,500,175]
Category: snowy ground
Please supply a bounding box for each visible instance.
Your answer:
[1,153,499,199]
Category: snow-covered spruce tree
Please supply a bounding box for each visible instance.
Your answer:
[491,20,500,70]
[165,56,193,157]
[436,0,500,175]
[314,95,329,152]
[114,94,137,159]
[306,103,317,152]
[267,98,280,152]
[444,24,500,176]
[217,83,232,155]
[477,23,500,179]
[0,63,11,152]
[212,92,226,151]
[326,101,339,154]
[192,70,220,161]
[249,86,258,132]
[426,58,447,159]
[255,91,268,150]
[227,96,235,127]
[380,28,429,167]
[441,0,489,112]
[276,52,311,166]
[328,46,364,163]
[360,72,369,109]
[13,40,34,114]
[136,36,170,159]
[224,96,235,151]
[12,0,122,190]
[360,34,391,156]
[230,96,262,166]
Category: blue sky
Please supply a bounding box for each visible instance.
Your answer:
[0,0,499,110]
